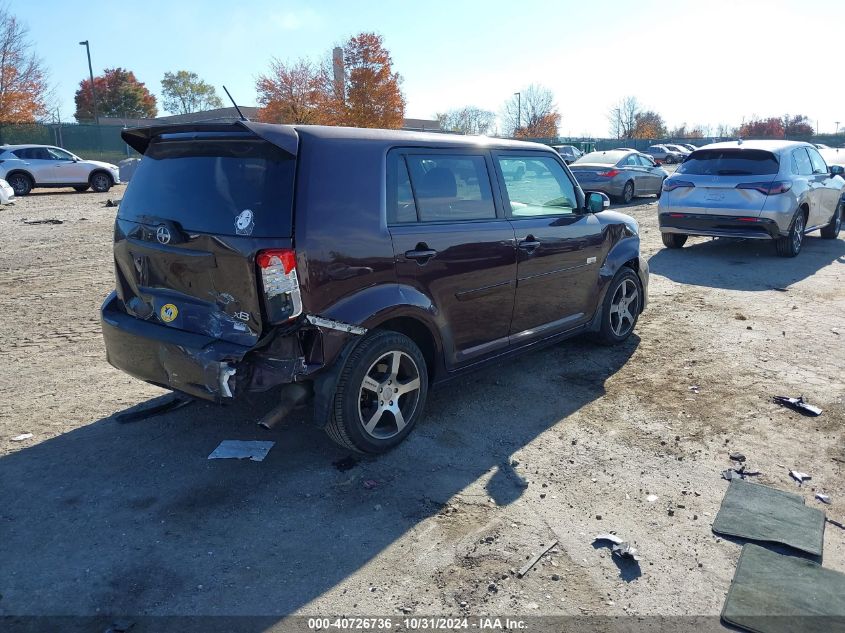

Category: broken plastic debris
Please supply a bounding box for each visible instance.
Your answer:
[594,533,640,561]
[646,494,658,502]
[729,452,747,463]
[22,218,63,225]
[816,493,831,505]
[115,396,194,423]
[306,314,367,336]
[722,465,761,481]
[689,385,700,394]
[208,440,275,462]
[773,395,822,417]
[789,470,811,484]
[10,433,33,442]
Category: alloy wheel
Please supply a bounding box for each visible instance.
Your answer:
[358,350,422,440]
[793,213,805,251]
[609,278,640,337]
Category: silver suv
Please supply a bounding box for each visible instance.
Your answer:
[659,140,845,257]
[0,144,120,196]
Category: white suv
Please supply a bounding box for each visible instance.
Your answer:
[0,144,121,196]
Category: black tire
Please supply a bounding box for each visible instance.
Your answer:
[620,181,634,204]
[776,209,806,257]
[820,201,842,239]
[7,173,33,196]
[595,268,642,345]
[664,156,674,165]
[73,185,89,192]
[325,330,428,454]
[89,171,112,193]
[661,232,687,249]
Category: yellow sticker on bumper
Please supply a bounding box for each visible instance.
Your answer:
[160,303,178,323]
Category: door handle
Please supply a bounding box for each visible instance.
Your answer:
[405,244,437,263]
[518,236,541,253]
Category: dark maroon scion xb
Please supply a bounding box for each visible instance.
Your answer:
[101,122,648,453]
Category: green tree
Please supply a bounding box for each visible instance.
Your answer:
[74,67,157,121]
[161,70,223,115]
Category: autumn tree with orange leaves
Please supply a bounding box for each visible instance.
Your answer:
[0,7,49,123]
[257,32,405,129]
[256,58,324,124]
[502,84,561,138]
[74,68,157,121]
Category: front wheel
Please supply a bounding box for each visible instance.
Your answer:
[776,209,805,257]
[89,172,112,193]
[326,331,428,454]
[820,202,842,239]
[595,268,642,345]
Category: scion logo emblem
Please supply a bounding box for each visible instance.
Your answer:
[156,225,171,244]
[160,303,178,323]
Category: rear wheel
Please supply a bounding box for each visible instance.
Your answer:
[326,331,428,454]
[7,173,32,196]
[89,172,112,193]
[820,201,842,239]
[73,185,89,193]
[776,209,806,257]
[661,232,687,248]
[595,268,642,345]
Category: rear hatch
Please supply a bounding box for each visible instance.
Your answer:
[114,127,297,346]
[665,148,780,216]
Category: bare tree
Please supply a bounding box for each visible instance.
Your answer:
[501,84,560,137]
[0,6,50,122]
[436,106,496,136]
[607,96,640,139]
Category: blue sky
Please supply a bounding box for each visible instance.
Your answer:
[13,0,845,136]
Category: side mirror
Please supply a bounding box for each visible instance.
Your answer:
[585,191,610,213]
[830,165,844,177]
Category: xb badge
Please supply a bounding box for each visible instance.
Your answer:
[160,303,179,323]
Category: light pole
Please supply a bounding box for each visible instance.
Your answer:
[513,92,521,136]
[79,40,99,124]
[836,121,841,135]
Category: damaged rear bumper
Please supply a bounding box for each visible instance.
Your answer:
[101,292,306,402]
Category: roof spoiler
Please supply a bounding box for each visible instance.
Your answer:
[121,120,298,156]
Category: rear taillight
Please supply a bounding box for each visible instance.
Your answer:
[736,181,792,195]
[257,249,302,322]
[598,169,620,178]
[663,179,695,192]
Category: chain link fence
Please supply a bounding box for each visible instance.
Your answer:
[0,123,138,164]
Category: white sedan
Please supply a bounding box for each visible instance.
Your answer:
[0,144,120,196]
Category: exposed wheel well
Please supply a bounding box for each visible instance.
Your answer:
[799,203,809,223]
[89,169,113,184]
[6,170,34,184]
[377,317,437,378]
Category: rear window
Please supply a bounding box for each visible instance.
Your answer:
[678,149,779,176]
[576,151,626,165]
[119,136,295,237]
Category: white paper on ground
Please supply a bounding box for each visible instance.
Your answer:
[11,433,33,442]
[208,440,275,462]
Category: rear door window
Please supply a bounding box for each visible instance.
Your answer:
[118,135,295,237]
[791,149,813,176]
[806,147,828,175]
[678,149,779,176]
[402,154,497,223]
[496,154,579,217]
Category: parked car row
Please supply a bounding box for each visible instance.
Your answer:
[0,144,120,196]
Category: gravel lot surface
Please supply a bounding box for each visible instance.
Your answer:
[1,184,843,628]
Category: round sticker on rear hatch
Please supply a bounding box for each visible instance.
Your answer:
[160,303,179,323]
[235,209,254,236]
